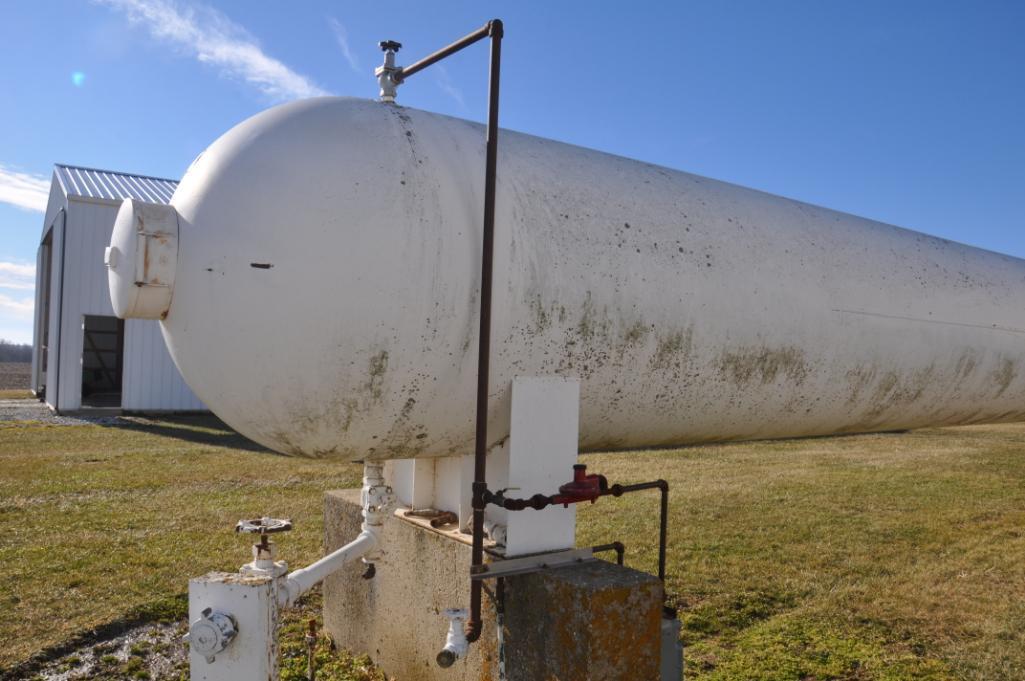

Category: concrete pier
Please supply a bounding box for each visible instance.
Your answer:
[323,489,663,681]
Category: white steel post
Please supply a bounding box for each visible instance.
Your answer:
[186,574,278,680]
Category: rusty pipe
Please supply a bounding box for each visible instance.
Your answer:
[603,480,669,582]
[467,17,503,644]
[482,478,669,583]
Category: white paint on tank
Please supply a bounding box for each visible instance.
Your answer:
[146,97,1025,460]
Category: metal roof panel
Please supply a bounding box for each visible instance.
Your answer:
[54,164,178,204]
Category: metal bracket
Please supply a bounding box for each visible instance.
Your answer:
[470,547,594,580]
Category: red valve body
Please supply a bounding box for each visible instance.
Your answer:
[553,464,604,506]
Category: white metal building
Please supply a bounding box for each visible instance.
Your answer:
[30,164,205,413]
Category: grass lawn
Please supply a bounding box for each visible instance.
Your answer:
[2,415,1025,679]
[0,389,32,399]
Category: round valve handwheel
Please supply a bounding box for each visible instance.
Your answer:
[235,517,293,535]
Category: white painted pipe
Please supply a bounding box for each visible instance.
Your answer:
[281,530,377,607]
[111,97,1025,459]
[436,608,469,668]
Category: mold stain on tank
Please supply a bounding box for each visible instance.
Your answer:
[844,365,878,405]
[650,328,693,371]
[955,350,979,381]
[381,399,430,458]
[991,358,1017,398]
[366,350,389,401]
[576,291,610,341]
[622,321,648,346]
[529,293,552,333]
[858,364,937,423]
[276,345,402,458]
[717,346,809,386]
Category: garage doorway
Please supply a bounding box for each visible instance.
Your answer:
[81,315,124,408]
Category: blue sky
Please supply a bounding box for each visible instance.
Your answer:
[0,1,1023,343]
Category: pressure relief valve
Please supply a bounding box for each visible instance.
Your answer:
[375,40,402,102]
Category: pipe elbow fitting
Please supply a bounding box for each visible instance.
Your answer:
[436,608,469,667]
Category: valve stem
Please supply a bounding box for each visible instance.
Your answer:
[305,618,318,681]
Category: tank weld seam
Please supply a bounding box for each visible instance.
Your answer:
[832,308,1025,334]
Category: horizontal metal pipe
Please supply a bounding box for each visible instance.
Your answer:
[592,541,626,566]
[282,530,377,605]
[393,24,491,83]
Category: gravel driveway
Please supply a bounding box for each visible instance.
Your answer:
[0,399,123,425]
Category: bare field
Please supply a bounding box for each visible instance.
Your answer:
[3,415,1025,679]
[0,362,30,390]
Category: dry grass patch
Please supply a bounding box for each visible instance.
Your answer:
[0,389,32,399]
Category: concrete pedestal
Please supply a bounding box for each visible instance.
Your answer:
[323,489,663,681]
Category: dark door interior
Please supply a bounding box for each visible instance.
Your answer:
[81,315,124,408]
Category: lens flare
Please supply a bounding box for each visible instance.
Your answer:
[71,71,86,87]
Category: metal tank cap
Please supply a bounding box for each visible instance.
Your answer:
[106,198,179,320]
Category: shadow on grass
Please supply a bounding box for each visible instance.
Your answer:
[0,594,188,681]
[103,414,275,454]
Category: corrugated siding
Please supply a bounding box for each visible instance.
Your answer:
[50,199,205,412]
[55,202,118,410]
[54,164,177,204]
[123,321,205,411]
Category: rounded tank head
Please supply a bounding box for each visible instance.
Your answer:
[151,97,486,460]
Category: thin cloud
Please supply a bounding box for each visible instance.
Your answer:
[0,292,33,319]
[0,165,49,213]
[0,275,35,344]
[434,64,465,109]
[328,17,360,74]
[96,0,330,101]
[0,262,36,291]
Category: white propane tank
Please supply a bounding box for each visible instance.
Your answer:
[110,97,1025,459]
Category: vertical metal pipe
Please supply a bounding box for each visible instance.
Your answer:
[467,17,503,643]
[496,577,507,681]
[658,485,668,582]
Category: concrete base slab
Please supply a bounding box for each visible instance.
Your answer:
[323,489,663,681]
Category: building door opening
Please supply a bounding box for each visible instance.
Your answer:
[81,315,124,408]
[34,232,53,397]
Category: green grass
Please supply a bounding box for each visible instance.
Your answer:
[3,416,1025,679]
[0,415,364,673]
[577,425,1025,680]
